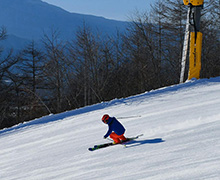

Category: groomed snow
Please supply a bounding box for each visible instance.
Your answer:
[0,77,220,180]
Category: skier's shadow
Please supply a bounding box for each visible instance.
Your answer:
[125,138,165,148]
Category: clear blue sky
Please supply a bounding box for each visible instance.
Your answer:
[42,0,155,21]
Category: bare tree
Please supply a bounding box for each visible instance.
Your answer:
[68,24,104,106]
[200,0,220,78]
[42,29,68,113]
[122,10,167,95]
[0,27,19,129]
[19,41,44,93]
[17,41,51,118]
[0,26,7,41]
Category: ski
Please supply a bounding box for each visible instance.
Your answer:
[121,134,143,145]
[88,142,115,151]
[88,134,143,151]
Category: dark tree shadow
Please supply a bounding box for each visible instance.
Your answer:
[125,138,165,148]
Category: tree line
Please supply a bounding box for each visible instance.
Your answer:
[0,0,219,129]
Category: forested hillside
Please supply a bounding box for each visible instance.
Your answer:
[0,0,219,129]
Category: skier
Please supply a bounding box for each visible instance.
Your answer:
[102,114,127,144]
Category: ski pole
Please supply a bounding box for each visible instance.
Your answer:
[106,137,113,142]
[117,115,141,119]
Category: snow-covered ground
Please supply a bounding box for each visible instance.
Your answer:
[0,77,220,180]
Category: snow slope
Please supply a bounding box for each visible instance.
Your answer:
[0,77,220,180]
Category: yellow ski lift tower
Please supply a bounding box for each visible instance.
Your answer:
[180,0,204,83]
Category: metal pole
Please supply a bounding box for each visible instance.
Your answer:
[180,6,191,83]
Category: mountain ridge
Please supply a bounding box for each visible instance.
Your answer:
[0,0,127,51]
